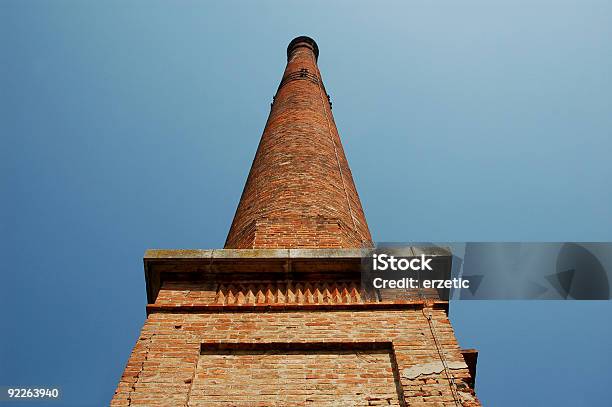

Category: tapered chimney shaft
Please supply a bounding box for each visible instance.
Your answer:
[225,36,372,249]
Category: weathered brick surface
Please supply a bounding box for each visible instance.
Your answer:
[225,37,372,249]
[113,37,481,406]
[112,308,480,406]
[192,348,400,406]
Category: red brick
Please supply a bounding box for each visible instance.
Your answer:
[225,37,372,249]
[112,37,481,406]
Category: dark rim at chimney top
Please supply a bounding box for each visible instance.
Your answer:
[287,36,319,61]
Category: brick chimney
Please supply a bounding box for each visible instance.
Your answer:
[112,37,481,407]
[225,36,373,249]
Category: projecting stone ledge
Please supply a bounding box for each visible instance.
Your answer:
[144,247,451,260]
[142,247,452,306]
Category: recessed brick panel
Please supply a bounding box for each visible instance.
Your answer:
[191,344,401,406]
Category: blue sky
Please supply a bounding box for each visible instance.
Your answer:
[1,1,611,406]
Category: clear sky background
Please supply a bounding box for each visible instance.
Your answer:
[2,1,611,406]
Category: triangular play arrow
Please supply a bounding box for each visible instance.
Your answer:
[545,269,575,299]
